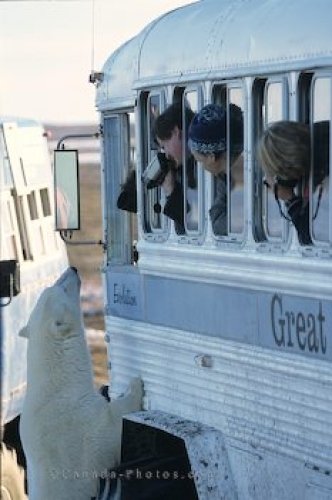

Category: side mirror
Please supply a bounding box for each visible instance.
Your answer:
[54,150,80,231]
[0,260,20,299]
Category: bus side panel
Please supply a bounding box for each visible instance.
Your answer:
[106,267,332,362]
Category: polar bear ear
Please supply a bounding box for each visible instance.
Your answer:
[19,326,30,339]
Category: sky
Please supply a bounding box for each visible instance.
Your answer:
[0,0,195,124]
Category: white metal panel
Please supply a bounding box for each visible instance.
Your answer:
[96,38,139,110]
[138,0,332,83]
[96,24,153,111]
[136,238,332,300]
[97,0,332,111]
[106,316,332,474]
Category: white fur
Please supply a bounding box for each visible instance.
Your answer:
[19,267,143,500]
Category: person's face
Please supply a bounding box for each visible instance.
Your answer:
[157,126,183,165]
[191,149,226,176]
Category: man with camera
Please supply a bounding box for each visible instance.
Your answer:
[150,102,196,234]
[118,102,195,235]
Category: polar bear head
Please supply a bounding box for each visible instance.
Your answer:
[19,267,83,341]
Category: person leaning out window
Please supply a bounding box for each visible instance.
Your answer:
[256,120,329,245]
[188,104,243,235]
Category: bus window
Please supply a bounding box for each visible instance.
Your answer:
[265,82,284,123]
[311,76,331,245]
[212,85,245,239]
[128,111,137,258]
[141,92,168,235]
[40,188,51,217]
[25,189,47,256]
[27,191,38,220]
[2,199,19,260]
[254,78,288,243]
[183,89,200,234]
[103,113,135,264]
[229,87,244,236]
[15,196,32,261]
[1,130,13,188]
[0,131,18,260]
[263,81,286,240]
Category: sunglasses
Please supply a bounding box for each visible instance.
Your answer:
[263,176,298,190]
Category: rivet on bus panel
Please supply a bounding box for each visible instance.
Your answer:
[194,354,213,368]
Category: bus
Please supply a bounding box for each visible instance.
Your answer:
[63,0,332,497]
[0,117,68,498]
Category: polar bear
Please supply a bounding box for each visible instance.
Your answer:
[19,267,143,500]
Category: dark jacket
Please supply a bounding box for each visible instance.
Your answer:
[162,156,196,234]
[163,180,186,234]
[285,196,311,245]
[164,169,228,236]
[117,170,137,213]
[209,172,227,236]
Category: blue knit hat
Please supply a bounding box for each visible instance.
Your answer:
[188,103,243,155]
[188,104,226,155]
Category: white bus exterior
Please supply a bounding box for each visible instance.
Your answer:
[94,1,332,497]
[0,117,68,497]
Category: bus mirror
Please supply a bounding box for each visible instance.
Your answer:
[54,149,80,231]
[0,260,20,299]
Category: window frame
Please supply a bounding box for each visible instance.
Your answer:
[211,81,246,243]
[309,72,332,248]
[140,89,169,240]
[102,111,134,264]
[181,85,204,238]
[253,75,290,247]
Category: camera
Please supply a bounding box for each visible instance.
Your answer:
[142,152,175,189]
